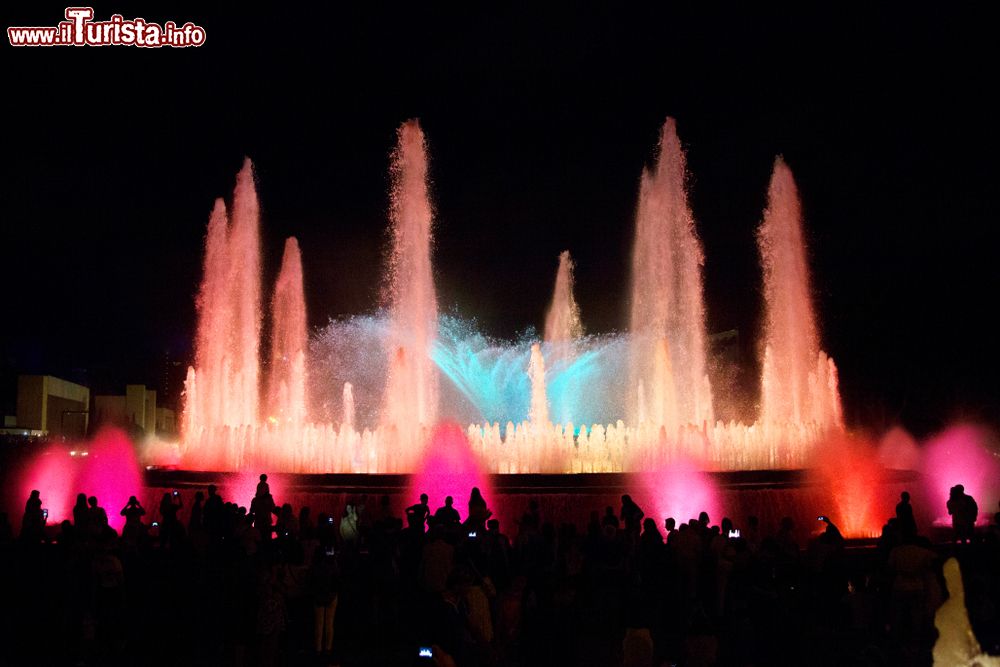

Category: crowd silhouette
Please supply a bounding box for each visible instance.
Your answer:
[2,479,999,667]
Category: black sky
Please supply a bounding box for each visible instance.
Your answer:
[2,3,997,435]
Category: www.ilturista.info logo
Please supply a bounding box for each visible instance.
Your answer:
[8,7,206,48]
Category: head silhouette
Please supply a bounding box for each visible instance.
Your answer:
[445,496,454,507]
[88,496,98,508]
[420,493,428,504]
[901,491,910,502]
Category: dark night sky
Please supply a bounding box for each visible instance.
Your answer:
[2,3,997,435]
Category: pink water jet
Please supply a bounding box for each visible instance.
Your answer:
[182,158,263,468]
[382,120,439,453]
[407,422,493,522]
[638,458,721,526]
[922,424,1000,526]
[15,427,142,532]
[629,118,713,433]
[267,237,309,427]
[757,158,843,433]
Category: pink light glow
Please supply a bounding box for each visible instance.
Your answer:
[922,424,1000,526]
[407,422,493,522]
[638,458,720,526]
[16,427,142,532]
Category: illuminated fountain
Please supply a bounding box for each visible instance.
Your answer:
[758,158,843,435]
[267,237,309,430]
[628,118,713,436]
[381,119,440,469]
[544,251,583,425]
[173,117,846,475]
[180,160,263,470]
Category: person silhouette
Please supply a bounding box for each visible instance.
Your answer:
[204,484,224,536]
[308,544,341,655]
[434,496,461,526]
[250,491,278,541]
[189,490,205,532]
[948,485,978,543]
[466,487,492,532]
[406,493,431,531]
[120,496,146,539]
[21,490,44,542]
[159,491,183,548]
[88,496,109,535]
[256,473,270,498]
[620,494,644,543]
[895,491,918,538]
[664,517,678,546]
[73,493,90,532]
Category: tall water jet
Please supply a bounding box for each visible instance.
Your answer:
[186,199,230,435]
[757,157,843,431]
[227,158,263,428]
[382,120,439,453]
[544,250,583,343]
[182,159,263,469]
[544,250,582,423]
[267,237,308,427]
[628,118,713,434]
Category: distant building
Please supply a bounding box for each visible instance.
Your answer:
[4,375,90,438]
[93,384,175,437]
